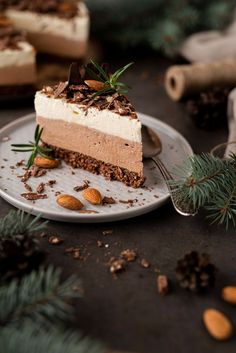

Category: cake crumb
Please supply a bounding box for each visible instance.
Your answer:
[109,257,126,274]
[49,235,64,245]
[140,258,150,268]
[120,249,137,262]
[102,229,113,236]
[157,275,169,296]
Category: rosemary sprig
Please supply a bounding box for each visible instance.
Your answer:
[86,60,133,96]
[11,125,52,169]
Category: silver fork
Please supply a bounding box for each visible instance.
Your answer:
[142,125,197,216]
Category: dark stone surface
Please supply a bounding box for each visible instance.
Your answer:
[0,55,235,353]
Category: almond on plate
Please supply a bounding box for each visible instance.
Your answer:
[203,308,233,341]
[57,194,84,210]
[82,188,102,205]
[34,156,60,169]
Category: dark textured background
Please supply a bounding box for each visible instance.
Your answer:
[0,55,236,353]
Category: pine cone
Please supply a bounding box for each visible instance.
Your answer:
[186,87,230,130]
[0,235,45,282]
[175,251,216,293]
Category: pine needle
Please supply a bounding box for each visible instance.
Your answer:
[0,210,47,237]
[0,266,82,328]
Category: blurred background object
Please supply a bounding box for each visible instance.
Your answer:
[86,0,235,56]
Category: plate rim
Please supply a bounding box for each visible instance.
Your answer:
[0,112,193,223]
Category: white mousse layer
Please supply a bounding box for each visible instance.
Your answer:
[35,92,142,143]
[6,2,89,41]
[0,41,35,68]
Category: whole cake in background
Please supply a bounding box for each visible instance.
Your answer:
[34,62,145,188]
[1,0,89,59]
[0,16,36,93]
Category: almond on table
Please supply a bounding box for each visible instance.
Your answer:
[83,188,102,205]
[57,194,84,210]
[222,286,236,305]
[203,308,233,341]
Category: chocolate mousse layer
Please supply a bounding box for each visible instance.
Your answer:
[37,117,143,175]
[0,63,36,85]
[27,32,87,58]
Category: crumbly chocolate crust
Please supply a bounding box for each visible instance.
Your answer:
[46,143,145,188]
[0,18,25,50]
[42,83,138,119]
[3,0,80,19]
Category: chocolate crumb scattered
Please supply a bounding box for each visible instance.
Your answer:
[73,249,81,259]
[79,210,99,214]
[36,182,45,194]
[157,275,169,296]
[48,235,64,245]
[55,191,61,196]
[97,240,104,247]
[121,249,137,262]
[23,183,32,192]
[102,196,116,205]
[16,160,25,167]
[102,229,113,236]
[31,166,47,178]
[119,199,138,205]
[2,136,10,142]
[20,170,31,182]
[74,180,90,192]
[109,257,126,274]
[21,192,48,201]
[140,258,150,268]
[47,180,56,187]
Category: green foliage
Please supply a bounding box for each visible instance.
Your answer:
[86,60,133,96]
[86,0,235,54]
[0,323,104,353]
[171,153,236,228]
[0,266,81,327]
[0,209,47,237]
[11,125,53,168]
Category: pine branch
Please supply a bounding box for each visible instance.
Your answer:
[0,323,105,353]
[0,210,47,237]
[0,266,82,328]
[171,153,236,228]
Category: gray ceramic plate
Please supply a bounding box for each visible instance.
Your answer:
[0,113,193,223]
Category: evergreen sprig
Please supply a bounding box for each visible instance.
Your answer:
[0,266,81,328]
[0,209,47,237]
[86,60,133,96]
[11,125,53,169]
[171,153,236,228]
[0,323,105,353]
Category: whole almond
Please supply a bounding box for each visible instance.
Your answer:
[34,156,60,169]
[83,188,102,205]
[57,194,83,210]
[84,80,105,91]
[222,286,236,305]
[203,308,233,340]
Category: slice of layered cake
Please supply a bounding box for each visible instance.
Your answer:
[0,16,36,93]
[35,62,144,187]
[5,0,89,59]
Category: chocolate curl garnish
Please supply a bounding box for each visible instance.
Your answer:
[54,81,68,98]
[68,62,83,86]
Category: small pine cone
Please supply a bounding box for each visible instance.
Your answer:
[175,251,216,293]
[186,87,230,130]
[0,235,45,282]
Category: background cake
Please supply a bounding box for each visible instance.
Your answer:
[0,16,36,93]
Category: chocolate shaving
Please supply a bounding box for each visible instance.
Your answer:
[21,193,48,200]
[24,183,32,192]
[102,196,116,205]
[74,180,90,192]
[36,182,45,194]
[68,62,83,86]
[54,81,68,98]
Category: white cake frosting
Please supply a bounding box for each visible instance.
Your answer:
[0,41,35,68]
[6,2,89,41]
[35,91,142,143]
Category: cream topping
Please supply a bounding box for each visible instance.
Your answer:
[0,41,35,68]
[35,92,142,143]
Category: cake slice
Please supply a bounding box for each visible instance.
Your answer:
[5,0,89,59]
[35,62,144,187]
[0,16,36,91]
